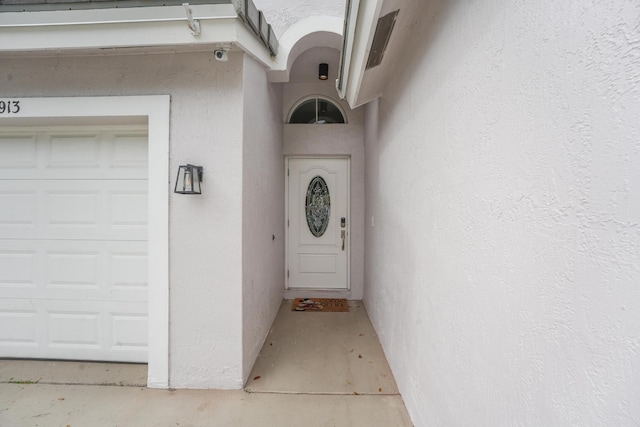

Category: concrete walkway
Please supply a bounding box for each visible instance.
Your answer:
[0,301,413,426]
[1,383,412,426]
[247,300,399,396]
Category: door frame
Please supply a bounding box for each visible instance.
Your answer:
[285,156,351,291]
[0,96,170,388]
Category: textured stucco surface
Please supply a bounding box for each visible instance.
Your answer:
[282,49,347,122]
[252,0,345,38]
[241,55,285,383]
[364,0,640,425]
[1,52,246,389]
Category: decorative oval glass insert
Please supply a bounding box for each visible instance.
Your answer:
[305,176,331,237]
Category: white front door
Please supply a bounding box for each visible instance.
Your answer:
[286,158,349,290]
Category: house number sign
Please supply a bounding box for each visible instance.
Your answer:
[0,100,21,114]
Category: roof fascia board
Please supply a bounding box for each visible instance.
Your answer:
[0,4,273,66]
[0,4,235,27]
[0,0,230,13]
[234,18,275,67]
[338,0,383,109]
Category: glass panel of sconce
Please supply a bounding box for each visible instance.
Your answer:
[174,164,203,195]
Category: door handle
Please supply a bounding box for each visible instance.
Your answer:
[341,230,346,251]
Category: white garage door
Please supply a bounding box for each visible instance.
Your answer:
[0,125,149,363]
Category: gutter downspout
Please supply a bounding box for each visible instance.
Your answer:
[336,0,360,100]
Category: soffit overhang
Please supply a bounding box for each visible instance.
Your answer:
[337,0,422,109]
[0,1,277,67]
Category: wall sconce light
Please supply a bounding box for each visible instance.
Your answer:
[174,164,203,195]
[319,63,329,80]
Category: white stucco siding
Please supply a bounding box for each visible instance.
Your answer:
[364,1,640,426]
[0,52,245,389]
[282,47,344,120]
[168,53,244,389]
[252,0,345,38]
[241,55,285,382]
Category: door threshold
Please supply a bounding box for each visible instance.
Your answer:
[283,289,352,300]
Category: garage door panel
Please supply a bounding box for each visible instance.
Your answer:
[0,298,148,362]
[0,125,149,363]
[47,191,101,228]
[0,249,38,288]
[111,133,148,169]
[110,252,148,290]
[111,311,148,351]
[0,134,38,168]
[48,309,102,349]
[0,309,38,348]
[0,240,147,302]
[0,129,147,180]
[0,181,147,241]
[48,133,101,169]
[48,299,148,361]
[0,191,37,229]
[46,250,101,290]
[109,191,148,229]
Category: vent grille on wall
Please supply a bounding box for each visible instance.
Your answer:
[366,9,399,70]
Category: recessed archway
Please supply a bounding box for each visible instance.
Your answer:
[268,16,343,83]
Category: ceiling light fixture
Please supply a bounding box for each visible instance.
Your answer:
[319,63,329,80]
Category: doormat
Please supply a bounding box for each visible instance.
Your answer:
[292,298,349,312]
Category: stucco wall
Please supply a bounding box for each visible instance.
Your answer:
[364,1,640,426]
[1,52,246,389]
[252,0,344,38]
[241,55,285,382]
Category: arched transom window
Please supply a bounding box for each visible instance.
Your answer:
[288,96,346,124]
